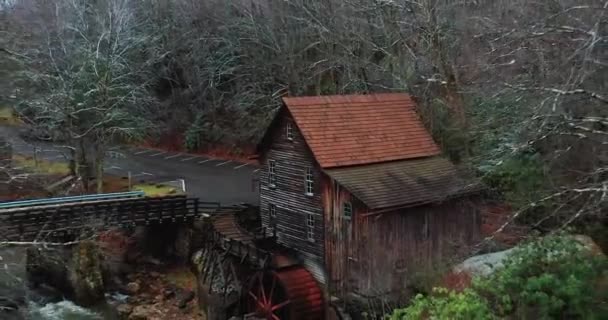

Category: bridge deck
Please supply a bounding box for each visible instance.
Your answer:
[0,196,219,241]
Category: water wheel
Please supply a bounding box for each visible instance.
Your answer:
[245,266,324,320]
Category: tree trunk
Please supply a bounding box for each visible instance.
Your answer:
[95,147,104,194]
[77,139,90,193]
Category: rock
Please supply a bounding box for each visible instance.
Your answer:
[129,305,153,320]
[126,296,139,304]
[154,295,163,303]
[142,256,162,266]
[454,248,516,277]
[149,272,161,278]
[69,241,106,306]
[116,304,133,319]
[30,283,63,303]
[126,282,140,294]
[162,288,175,299]
[445,234,606,291]
[180,304,193,314]
[128,304,165,320]
[176,289,195,309]
[26,246,73,296]
[0,248,27,320]
[0,297,19,313]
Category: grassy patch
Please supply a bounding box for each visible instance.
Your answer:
[132,183,178,197]
[0,107,21,126]
[12,154,70,175]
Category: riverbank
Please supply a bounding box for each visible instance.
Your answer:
[113,264,203,320]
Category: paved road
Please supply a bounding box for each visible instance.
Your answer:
[1,126,260,206]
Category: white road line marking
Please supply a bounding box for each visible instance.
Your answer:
[134,149,152,155]
[150,151,166,157]
[234,163,249,169]
[181,156,199,162]
[253,168,261,173]
[216,160,231,167]
[132,172,154,177]
[164,153,182,160]
[198,159,211,164]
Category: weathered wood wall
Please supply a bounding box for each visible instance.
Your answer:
[324,180,481,299]
[322,178,360,297]
[356,200,480,298]
[259,109,325,280]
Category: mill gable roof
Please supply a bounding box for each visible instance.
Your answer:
[257,93,480,209]
[281,93,441,168]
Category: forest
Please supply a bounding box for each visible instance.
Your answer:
[1,0,607,318]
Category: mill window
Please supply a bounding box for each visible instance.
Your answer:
[306,213,315,242]
[305,167,314,196]
[286,122,294,141]
[343,201,353,220]
[268,160,276,187]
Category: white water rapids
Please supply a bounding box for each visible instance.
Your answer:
[0,247,117,320]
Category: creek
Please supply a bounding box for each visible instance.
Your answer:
[0,246,117,320]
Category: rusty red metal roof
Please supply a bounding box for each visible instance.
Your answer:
[325,157,481,209]
[282,93,440,168]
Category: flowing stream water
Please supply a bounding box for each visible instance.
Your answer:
[0,247,117,320]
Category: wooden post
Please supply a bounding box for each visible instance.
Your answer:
[33,147,39,168]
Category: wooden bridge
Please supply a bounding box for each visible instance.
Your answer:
[0,195,222,242]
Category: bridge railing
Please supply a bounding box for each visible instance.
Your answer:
[0,191,146,210]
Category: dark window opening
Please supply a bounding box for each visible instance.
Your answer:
[268,160,276,187]
[307,213,315,242]
[343,201,353,220]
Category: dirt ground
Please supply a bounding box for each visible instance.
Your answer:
[116,264,205,320]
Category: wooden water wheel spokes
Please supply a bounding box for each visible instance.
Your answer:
[248,271,291,320]
[245,266,324,320]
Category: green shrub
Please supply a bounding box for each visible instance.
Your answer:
[388,235,608,319]
[475,235,608,319]
[388,288,494,320]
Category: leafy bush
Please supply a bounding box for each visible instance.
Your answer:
[388,235,608,319]
[388,288,494,320]
[475,235,608,319]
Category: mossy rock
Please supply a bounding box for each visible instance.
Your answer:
[69,241,105,306]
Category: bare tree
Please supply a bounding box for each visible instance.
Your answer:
[7,0,157,193]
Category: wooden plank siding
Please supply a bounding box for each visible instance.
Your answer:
[259,110,326,272]
[322,177,363,297]
[348,198,480,299]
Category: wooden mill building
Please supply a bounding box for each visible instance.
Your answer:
[256,93,481,300]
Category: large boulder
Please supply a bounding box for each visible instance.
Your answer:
[69,240,105,306]
[26,241,106,307]
[444,234,605,290]
[26,246,73,297]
